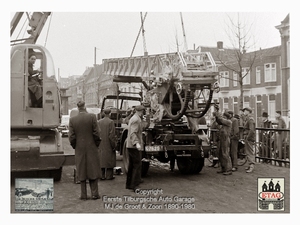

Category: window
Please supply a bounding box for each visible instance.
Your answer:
[268,94,276,120]
[243,96,250,108]
[256,66,261,84]
[233,97,238,114]
[223,98,229,111]
[219,71,229,87]
[264,63,276,82]
[256,95,262,124]
[242,67,250,85]
[233,72,238,87]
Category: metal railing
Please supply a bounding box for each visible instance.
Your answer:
[207,127,290,167]
[255,127,290,167]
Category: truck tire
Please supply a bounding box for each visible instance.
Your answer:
[177,157,204,174]
[50,168,62,182]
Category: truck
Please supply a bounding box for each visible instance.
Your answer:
[10,12,74,181]
[102,50,220,176]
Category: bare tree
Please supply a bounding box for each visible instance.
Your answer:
[216,13,258,110]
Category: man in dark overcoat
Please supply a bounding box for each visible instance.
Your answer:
[214,111,232,175]
[69,101,101,200]
[259,112,272,160]
[98,108,117,180]
[228,111,239,172]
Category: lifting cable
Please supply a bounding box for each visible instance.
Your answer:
[130,12,148,57]
[44,12,53,47]
[140,12,148,55]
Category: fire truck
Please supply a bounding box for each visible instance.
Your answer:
[10,12,74,181]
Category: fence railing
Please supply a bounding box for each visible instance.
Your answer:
[255,127,290,167]
[207,127,290,167]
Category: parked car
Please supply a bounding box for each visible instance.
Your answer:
[58,115,70,137]
[32,190,47,198]
[15,188,33,197]
[58,124,69,137]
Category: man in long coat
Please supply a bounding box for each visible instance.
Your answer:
[214,111,232,175]
[98,108,117,180]
[69,101,101,200]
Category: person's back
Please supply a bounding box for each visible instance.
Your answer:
[70,112,100,149]
[68,100,101,200]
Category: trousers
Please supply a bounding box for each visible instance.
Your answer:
[80,179,99,198]
[126,148,142,189]
[245,140,255,165]
[219,136,232,172]
[230,139,238,168]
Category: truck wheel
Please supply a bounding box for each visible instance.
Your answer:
[177,157,204,174]
[141,161,150,177]
[122,139,129,173]
[51,168,62,182]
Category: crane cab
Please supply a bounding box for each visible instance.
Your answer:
[11,44,61,129]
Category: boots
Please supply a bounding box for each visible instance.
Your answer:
[246,164,254,173]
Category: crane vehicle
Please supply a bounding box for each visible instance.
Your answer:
[10,12,74,181]
[102,49,220,175]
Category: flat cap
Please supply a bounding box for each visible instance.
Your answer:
[262,112,268,117]
[103,108,111,114]
[227,110,234,115]
[223,112,230,118]
[234,114,240,120]
[134,105,145,111]
[276,110,281,115]
[243,107,252,113]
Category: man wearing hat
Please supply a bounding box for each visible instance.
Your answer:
[69,101,101,200]
[126,105,150,190]
[98,108,117,180]
[213,111,232,175]
[227,111,239,172]
[259,112,272,161]
[275,110,287,159]
[242,107,255,173]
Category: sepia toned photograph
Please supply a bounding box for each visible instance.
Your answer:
[6,1,296,222]
[15,178,53,211]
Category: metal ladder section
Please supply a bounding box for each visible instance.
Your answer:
[102,50,219,86]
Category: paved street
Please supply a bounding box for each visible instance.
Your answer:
[11,136,290,213]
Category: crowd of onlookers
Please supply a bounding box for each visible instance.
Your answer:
[208,106,289,175]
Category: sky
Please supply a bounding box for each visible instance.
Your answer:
[9,9,289,78]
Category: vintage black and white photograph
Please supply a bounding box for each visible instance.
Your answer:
[5,0,297,223]
[15,178,53,211]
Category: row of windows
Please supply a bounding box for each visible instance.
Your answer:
[219,63,276,87]
[222,94,277,120]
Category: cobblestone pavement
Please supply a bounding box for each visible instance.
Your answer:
[11,137,290,214]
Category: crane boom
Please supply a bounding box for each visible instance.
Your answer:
[10,12,51,45]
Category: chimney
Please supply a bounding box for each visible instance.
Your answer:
[217,41,223,50]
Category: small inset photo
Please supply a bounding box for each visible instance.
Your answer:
[15,178,53,212]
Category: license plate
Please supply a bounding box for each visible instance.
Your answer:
[145,145,163,152]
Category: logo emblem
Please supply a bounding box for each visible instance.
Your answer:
[257,178,284,211]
